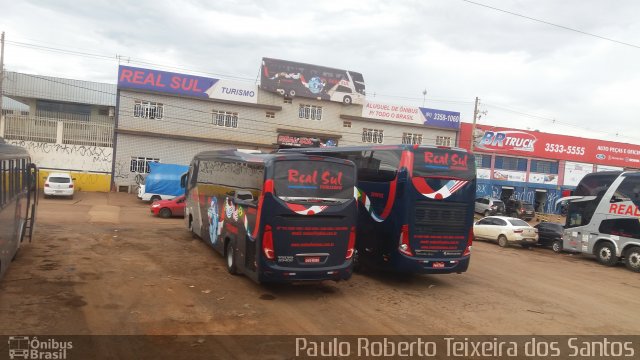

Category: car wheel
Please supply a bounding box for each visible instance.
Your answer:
[150,195,161,202]
[343,95,352,105]
[159,208,172,218]
[226,240,238,275]
[288,89,296,97]
[624,246,640,273]
[498,235,509,248]
[594,242,618,266]
[552,240,562,253]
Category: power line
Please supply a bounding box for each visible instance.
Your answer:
[460,0,640,50]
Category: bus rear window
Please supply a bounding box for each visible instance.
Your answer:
[273,160,355,201]
[413,148,475,180]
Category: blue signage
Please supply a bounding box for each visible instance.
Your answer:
[118,65,218,98]
[420,107,461,129]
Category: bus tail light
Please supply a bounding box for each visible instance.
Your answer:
[262,225,275,260]
[463,228,473,256]
[398,224,413,256]
[346,226,356,260]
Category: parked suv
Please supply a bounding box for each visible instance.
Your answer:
[534,221,564,252]
[505,199,536,221]
[474,197,505,216]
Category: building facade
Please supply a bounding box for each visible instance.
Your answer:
[458,122,640,213]
[113,62,462,191]
[0,71,116,191]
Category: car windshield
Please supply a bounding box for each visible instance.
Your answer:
[49,177,71,183]
[508,219,530,227]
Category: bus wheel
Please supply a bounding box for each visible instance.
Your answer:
[226,240,238,275]
[288,89,296,97]
[12,222,24,261]
[624,246,640,272]
[343,95,352,105]
[498,235,509,248]
[595,242,618,266]
[552,240,562,253]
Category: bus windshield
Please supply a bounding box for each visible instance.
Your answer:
[273,160,355,202]
[413,148,475,180]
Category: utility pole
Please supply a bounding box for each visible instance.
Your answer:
[422,89,427,107]
[0,32,5,118]
[470,96,479,153]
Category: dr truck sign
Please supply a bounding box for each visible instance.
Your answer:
[459,122,640,168]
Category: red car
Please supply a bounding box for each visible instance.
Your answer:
[150,195,186,218]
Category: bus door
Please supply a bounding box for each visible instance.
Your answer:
[409,148,476,264]
[261,158,357,277]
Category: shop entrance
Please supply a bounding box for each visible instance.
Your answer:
[534,189,548,213]
[500,186,514,201]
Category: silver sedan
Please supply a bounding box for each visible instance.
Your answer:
[474,216,539,248]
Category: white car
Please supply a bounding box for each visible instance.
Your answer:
[474,216,539,248]
[44,172,75,199]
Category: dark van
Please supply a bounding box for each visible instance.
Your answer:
[505,199,536,221]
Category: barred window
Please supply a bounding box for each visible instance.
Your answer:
[266,111,275,119]
[343,121,352,128]
[133,100,164,120]
[130,157,160,174]
[283,98,292,104]
[436,135,452,147]
[362,128,384,144]
[212,110,239,128]
[298,104,323,120]
[402,133,423,145]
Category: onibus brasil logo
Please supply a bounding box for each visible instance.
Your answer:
[8,336,73,359]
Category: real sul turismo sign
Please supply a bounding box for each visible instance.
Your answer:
[362,101,460,130]
[117,65,258,103]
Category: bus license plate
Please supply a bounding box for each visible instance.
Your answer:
[432,262,445,268]
[304,257,321,264]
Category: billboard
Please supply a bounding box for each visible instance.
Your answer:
[117,65,258,103]
[362,101,461,130]
[260,58,365,105]
[276,133,338,148]
[459,122,640,168]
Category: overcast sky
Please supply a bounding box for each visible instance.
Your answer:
[2,0,640,144]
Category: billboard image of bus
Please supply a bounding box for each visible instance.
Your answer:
[563,171,640,272]
[183,150,358,283]
[261,57,365,105]
[281,145,477,275]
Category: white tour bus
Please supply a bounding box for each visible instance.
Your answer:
[563,171,640,272]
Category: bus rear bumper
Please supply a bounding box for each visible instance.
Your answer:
[391,255,470,274]
[259,261,353,283]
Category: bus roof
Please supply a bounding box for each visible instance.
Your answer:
[279,144,470,154]
[192,149,355,166]
[262,57,361,75]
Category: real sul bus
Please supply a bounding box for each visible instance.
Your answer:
[281,145,477,274]
[563,170,640,272]
[0,139,38,280]
[182,150,359,283]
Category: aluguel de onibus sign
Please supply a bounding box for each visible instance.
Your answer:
[260,58,366,105]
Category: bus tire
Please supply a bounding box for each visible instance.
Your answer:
[552,240,562,253]
[226,240,238,275]
[498,235,509,248]
[594,241,618,266]
[159,208,172,218]
[288,89,296,97]
[343,95,352,105]
[624,246,640,272]
[188,216,197,239]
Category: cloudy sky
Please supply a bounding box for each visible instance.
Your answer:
[2,0,640,144]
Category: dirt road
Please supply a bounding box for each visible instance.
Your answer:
[1,192,638,335]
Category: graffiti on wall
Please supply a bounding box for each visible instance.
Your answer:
[8,140,113,173]
[476,182,562,214]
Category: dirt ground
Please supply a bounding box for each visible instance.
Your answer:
[1,192,639,335]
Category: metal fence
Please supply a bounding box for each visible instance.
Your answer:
[62,120,113,147]
[2,115,114,147]
[3,115,57,143]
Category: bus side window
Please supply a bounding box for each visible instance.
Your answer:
[188,161,198,190]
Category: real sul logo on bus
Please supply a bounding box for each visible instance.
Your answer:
[477,131,537,152]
